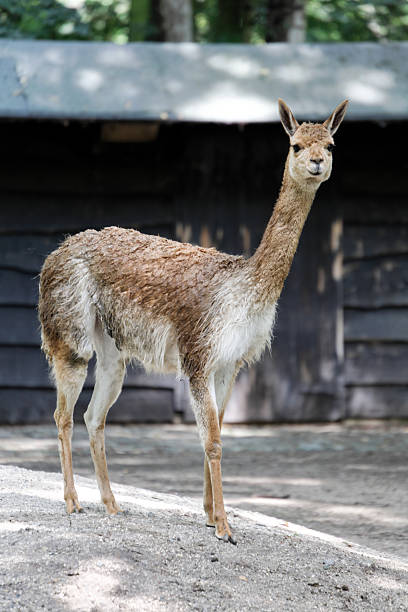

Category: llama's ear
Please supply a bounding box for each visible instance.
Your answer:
[278,99,299,137]
[323,100,349,135]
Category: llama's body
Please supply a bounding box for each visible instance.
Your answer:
[39,99,348,543]
[40,226,276,379]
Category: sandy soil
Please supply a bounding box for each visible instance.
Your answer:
[1,464,408,612]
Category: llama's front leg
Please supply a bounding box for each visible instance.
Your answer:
[190,375,236,544]
[202,363,242,531]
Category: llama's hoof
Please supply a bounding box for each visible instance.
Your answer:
[216,532,237,545]
[215,520,237,545]
[105,499,123,515]
[222,533,237,545]
[205,510,216,527]
[107,507,122,516]
[65,494,83,514]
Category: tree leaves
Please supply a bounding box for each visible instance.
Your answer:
[306,0,408,42]
[0,0,407,43]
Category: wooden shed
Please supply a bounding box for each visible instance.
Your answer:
[0,40,407,424]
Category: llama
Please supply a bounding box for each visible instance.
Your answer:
[38,99,348,544]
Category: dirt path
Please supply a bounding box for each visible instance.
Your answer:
[0,422,407,560]
[1,464,408,611]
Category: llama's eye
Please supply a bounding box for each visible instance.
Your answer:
[292,144,301,153]
[327,143,335,152]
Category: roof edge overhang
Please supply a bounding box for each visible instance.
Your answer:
[0,39,407,124]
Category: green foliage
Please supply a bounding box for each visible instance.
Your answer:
[306,0,408,42]
[0,0,84,39]
[0,0,139,42]
[0,0,407,43]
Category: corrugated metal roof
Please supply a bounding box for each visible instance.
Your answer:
[0,39,407,123]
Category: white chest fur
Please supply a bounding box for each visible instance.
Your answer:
[209,302,277,369]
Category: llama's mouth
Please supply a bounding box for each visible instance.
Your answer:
[308,169,322,176]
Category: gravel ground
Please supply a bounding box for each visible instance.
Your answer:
[1,464,408,612]
[0,422,407,559]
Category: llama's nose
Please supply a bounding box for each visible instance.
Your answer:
[310,157,323,164]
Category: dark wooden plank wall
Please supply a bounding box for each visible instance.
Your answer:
[3,119,397,424]
[0,121,183,424]
[341,122,408,418]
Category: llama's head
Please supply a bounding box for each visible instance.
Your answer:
[278,99,348,187]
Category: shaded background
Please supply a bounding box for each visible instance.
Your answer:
[0,1,407,424]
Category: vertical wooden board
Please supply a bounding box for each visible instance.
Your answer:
[175,124,247,256]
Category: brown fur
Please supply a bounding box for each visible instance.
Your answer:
[39,227,245,377]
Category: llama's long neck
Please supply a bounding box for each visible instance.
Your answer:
[249,158,319,304]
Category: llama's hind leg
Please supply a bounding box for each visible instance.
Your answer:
[84,328,125,515]
[53,353,88,514]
